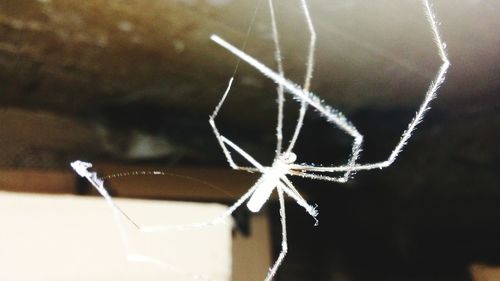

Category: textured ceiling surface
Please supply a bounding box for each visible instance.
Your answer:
[0,0,497,118]
[0,0,497,167]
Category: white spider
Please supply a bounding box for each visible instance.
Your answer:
[205,1,448,278]
[71,0,449,280]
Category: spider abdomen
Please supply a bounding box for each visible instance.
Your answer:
[246,162,288,213]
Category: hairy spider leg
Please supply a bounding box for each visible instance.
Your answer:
[211,0,449,181]
[210,34,364,183]
[288,0,450,175]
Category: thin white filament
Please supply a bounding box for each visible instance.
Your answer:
[268,0,286,156]
[285,0,317,154]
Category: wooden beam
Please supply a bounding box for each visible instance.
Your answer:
[0,169,76,194]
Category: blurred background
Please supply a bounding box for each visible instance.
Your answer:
[0,0,498,280]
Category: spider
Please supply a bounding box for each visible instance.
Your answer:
[72,0,449,280]
[206,0,448,278]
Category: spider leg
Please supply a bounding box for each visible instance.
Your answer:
[71,159,264,233]
[288,0,450,174]
[285,0,317,154]
[71,161,215,280]
[288,169,349,183]
[264,184,287,281]
[211,35,364,182]
[279,176,318,225]
[268,0,286,156]
[74,80,275,231]
[211,0,450,178]
[209,78,260,173]
[269,0,318,158]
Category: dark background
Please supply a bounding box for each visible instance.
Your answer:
[0,0,498,280]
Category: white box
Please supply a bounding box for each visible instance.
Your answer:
[0,191,232,281]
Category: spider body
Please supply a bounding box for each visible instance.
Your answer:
[246,152,297,213]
